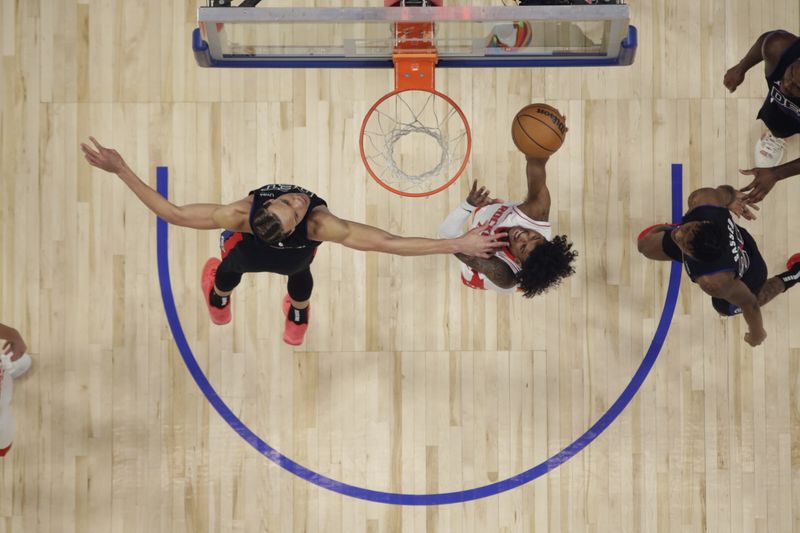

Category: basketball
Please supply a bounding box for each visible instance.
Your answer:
[511,103,567,158]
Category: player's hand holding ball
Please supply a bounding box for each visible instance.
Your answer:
[511,103,568,158]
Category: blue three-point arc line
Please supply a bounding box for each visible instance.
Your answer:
[155,164,683,505]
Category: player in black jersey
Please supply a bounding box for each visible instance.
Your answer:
[637,184,800,347]
[724,30,800,202]
[82,138,506,345]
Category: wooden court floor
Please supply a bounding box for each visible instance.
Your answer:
[2,0,800,532]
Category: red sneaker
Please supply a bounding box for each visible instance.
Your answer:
[787,253,800,270]
[201,258,231,325]
[282,294,309,346]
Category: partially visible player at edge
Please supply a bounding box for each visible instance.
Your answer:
[637,184,800,347]
[0,322,33,457]
[724,29,800,202]
[81,137,506,345]
[438,152,578,297]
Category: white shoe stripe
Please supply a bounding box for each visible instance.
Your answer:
[784,271,800,282]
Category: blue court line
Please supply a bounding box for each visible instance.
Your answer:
[155,164,683,505]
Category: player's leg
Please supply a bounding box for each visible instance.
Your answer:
[755,253,800,307]
[282,262,314,346]
[287,268,313,310]
[201,231,247,325]
[717,242,800,314]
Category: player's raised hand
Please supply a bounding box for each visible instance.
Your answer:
[740,167,779,203]
[466,180,501,210]
[727,189,760,220]
[457,225,508,258]
[81,137,128,174]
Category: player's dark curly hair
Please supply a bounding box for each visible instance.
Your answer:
[687,222,725,262]
[251,202,288,244]
[516,234,577,298]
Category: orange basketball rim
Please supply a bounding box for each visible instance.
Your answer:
[359,1,472,198]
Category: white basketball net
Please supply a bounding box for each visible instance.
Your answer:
[361,89,470,195]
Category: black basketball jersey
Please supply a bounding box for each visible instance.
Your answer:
[662,205,753,282]
[248,184,327,250]
[759,37,800,125]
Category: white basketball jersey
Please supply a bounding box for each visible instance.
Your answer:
[461,202,553,293]
[0,362,14,449]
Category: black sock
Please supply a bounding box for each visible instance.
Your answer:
[209,289,230,309]
[779,261,800,290]
[287,305,309,324]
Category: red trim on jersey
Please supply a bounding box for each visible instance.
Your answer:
[0,443,10,456]
[221,232,244,259]
[461,269,487,290]
[495,226,520,264]
[637,223,677,241]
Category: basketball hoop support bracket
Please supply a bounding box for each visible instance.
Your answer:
[393,19,438,91]
[394,52,437,91]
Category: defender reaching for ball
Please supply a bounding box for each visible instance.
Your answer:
[438,110,577,297]
[637,184,800,347]
[82,137,505,345]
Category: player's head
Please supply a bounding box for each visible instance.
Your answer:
[251,193,310,243]
[672,221,725,262]
[515,234,577,298]
[781,60,800,97]
[507,226,547,263]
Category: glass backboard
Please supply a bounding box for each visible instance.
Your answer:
[193,5,637,68]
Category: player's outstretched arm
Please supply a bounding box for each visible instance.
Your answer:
[687,185,759,220]
[311,211,507,258]
[81,137,247,231]
[740,157,800,204]
[454,254,517,289]
[519,156,552,220]
[696,273,766,347]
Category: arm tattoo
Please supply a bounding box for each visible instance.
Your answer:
[454,253,517,289]
[756,277,786,307]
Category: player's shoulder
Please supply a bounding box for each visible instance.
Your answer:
[695,270,737,296]
[212,197,252,232]
[763,30,798,65]
[305,204,334,234]
[513,201,549,224]
[307,204,331,219]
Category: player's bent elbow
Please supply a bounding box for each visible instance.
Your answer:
[637,237,659,259]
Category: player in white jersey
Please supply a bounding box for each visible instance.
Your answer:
[438,154,577,297]
[0,322,32,456]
